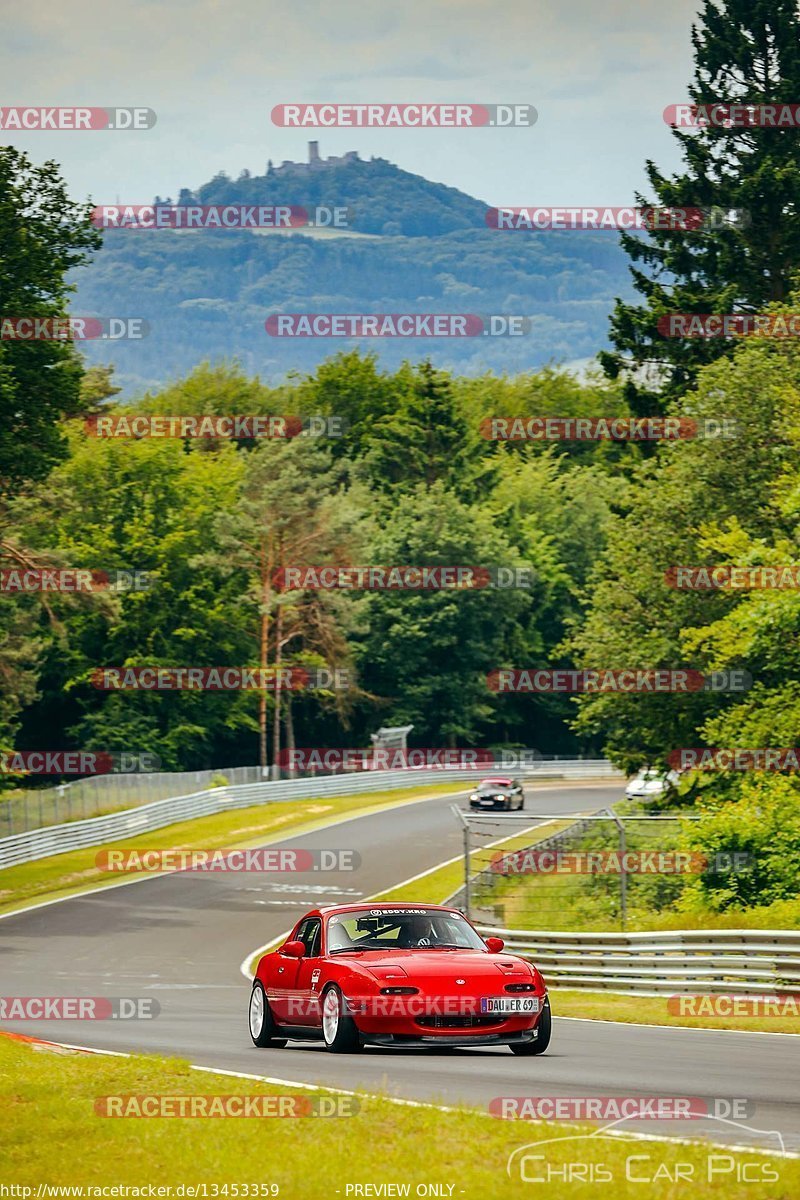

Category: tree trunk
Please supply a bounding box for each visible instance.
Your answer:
[259,560,272,774]
[271,600,284,779]
[284,694,296,778]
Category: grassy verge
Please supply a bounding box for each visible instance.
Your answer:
[1,1034,795,1198]
[487,856,800,933]
[551,989,800,1035]
[0,783,459,917]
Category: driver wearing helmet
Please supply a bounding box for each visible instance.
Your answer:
[403,914,437,947]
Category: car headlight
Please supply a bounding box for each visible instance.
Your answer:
[469,793,478,800]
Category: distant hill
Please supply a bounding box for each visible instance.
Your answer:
[194,148,489,237]
[71,147,635,394]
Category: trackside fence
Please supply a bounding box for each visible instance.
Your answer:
[0,760,622,870]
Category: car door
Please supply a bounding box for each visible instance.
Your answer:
[278,912,321,1027]
[269,918,312,1024]
[293,918,323,1027]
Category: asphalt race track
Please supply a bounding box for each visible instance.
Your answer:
[1,782,797,1154]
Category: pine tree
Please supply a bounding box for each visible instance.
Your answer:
[601,0,800,414]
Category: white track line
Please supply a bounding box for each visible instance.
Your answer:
[555,1014,800,1037]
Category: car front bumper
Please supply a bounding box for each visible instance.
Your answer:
[362,1027,541,1049]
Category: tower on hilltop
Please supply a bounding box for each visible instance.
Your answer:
[309,141,320,163]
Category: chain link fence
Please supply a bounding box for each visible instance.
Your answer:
[0,764,266,837]
[0,756,620,838]
[448,807,714,932]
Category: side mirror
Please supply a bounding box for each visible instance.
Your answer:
[281,940,306,958]
[485,936,505,953]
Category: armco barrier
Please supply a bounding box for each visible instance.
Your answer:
[475,926,800,997]
[0,760,621,870]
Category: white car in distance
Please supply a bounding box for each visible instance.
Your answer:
[625,769,680,800]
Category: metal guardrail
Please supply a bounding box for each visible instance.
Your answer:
[0,760,621,870]
[0,755,622,836]
[476,926,800,997]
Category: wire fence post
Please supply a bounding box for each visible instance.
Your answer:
[619,821,627,932]
[604,807,627,932]
[463,824,471,919]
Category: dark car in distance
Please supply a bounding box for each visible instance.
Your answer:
[468,777,525,812]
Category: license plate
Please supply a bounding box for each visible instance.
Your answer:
[480,996,539,1014]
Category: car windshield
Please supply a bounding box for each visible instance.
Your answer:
[326,909,487,953]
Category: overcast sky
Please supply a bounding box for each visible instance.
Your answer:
[2,0,704,207]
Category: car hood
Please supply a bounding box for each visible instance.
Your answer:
[342,950,534,982]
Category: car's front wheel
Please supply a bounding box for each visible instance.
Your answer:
[248,981,287,1048]
[510,996,551,1055]
[321,985,362,1053]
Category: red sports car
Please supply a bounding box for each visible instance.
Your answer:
[248,902,551,1053]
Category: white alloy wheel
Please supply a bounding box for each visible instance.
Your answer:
[249,984,265,1039]
[322,987,340,1043]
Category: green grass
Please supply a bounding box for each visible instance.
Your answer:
[0,783,459,917]
[551,989,800,1035]
[1,1034,795,1198]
